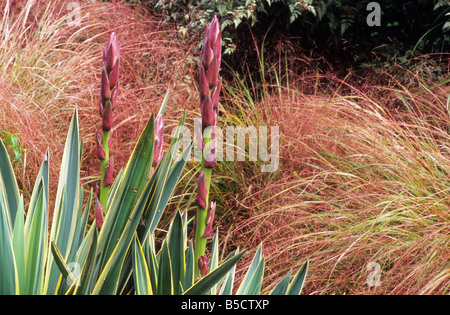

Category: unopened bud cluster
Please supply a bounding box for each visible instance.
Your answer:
[194,16,222,277]
[95,33,120,229]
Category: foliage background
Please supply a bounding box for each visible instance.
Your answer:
[138,0,449,64]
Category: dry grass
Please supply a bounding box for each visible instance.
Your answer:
[1,0,448,295]
[0,0,196,215]
[219,63,450,294]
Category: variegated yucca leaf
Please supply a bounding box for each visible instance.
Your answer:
[130,209,308,295]
[0,91,197,295]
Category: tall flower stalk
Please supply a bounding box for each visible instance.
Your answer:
[96,32,120,215]
[194,16,222,278]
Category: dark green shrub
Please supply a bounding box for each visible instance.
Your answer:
[135,0,449,66]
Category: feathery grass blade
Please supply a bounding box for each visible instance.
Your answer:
[183,250,246,295]
[236,244,265,295]
[0,137,20,226]
[132,235,153,295]
[286,261,309,295]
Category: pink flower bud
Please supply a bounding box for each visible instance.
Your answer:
[95,129,106,160]
[153,115,164,167]
[102,101,113,131]
[211,78,222,110]
[94,199,104,229]
[198,255,209,277]
[202,202,216,238]
[103,156,114,186]
[98,101,104,118]
[108,61,119,89]
[208,16,221,47]
[206,56,219,89]
[95,183,100,199]
[201,38,214,69]
[111,84,119,110]
[199,17,222,131]
[101,68,111,101]
[197,171,207,209]
[104,33,119,73]
[199,65,210,100]
[201,95,215,129]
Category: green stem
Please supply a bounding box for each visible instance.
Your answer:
[99,130,111,212]
[194,136,213,278]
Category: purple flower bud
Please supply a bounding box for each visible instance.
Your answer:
[108,129,113,147]
[103,156,114,186]
[104,32,120,73]
[100,32,119,116]
[98,101,104,118]
[108,61,119,89]
[199,17,222,131]
[206,56,219,89]
[153,115,164,167]
[197,171,207,209]
[101,68,111,101]
[111,84,119,110]
[199,65,210,101]
[102,101,113,131]
[208,16,221,47]
[198,255,209,277]
[202,202,216,238]
[212,38,222,67]
[201,38,214,69]
[201,95,215,129]
[211,78,222,110]
[94,199,104,229]
[95,183,100,199]
[95,129,106,160]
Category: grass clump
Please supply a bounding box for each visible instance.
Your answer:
[217,56,449,294]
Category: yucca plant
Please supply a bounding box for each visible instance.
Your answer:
[0,31,195,294]
[0,18,308,295]
[132,210,309,295]
[0,100,190,294]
